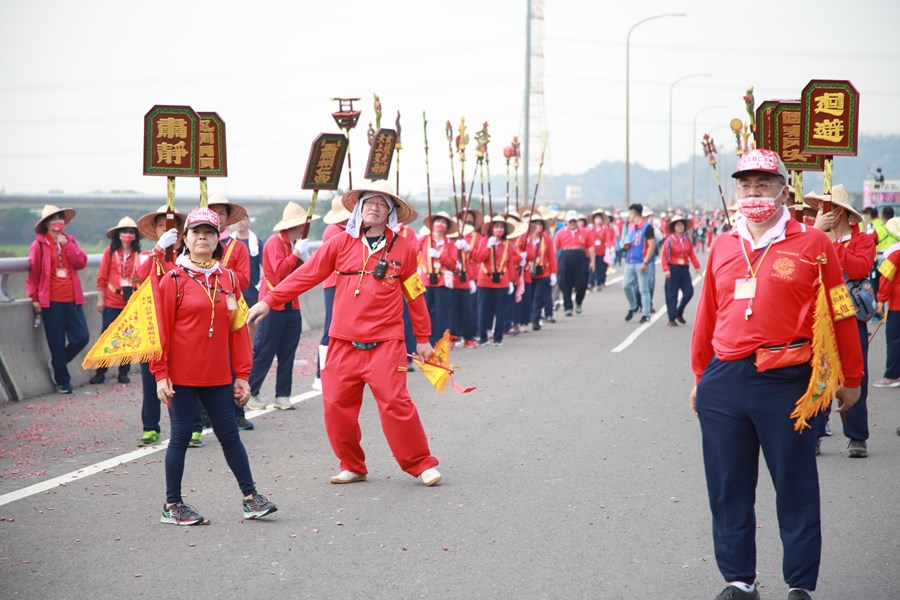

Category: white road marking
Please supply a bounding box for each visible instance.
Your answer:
[0,389,322,507]
[611,274,703,353]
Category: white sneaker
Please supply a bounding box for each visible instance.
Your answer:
[311,377,322,391]
[246,395,267,411]
[420,467,441,487]
[329,470,366,484]
[273,396,294,410]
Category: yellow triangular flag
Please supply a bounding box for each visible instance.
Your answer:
[82,278,162,369]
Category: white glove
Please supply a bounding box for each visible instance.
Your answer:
[156,228,178,251]
[455,239,470,251]
[443,270,454,288]
[550,274,558,286]
[519,251,527,267]
[487,236,500,248]
[428,248,441,259]
[508,282,514,295]
[294,238,310,261]
[468,280,477,294]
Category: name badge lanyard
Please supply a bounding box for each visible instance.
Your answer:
[738,238,774,320]
[184,272,219,338]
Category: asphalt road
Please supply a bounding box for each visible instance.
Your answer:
[1,264,899,599]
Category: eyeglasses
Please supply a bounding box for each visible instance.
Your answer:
[736,181,784,193]
[363,201,390,211]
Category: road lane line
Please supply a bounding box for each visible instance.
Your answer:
[611,274,703,353]
[0,389,321,507]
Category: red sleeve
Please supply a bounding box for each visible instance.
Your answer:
[688,243,701,269]
[269,237,301,285]
[877,252,900,303]
[149,272,177,382]
[660,237,671,273]
[63,236,88,269]
[224,240,250,290]
[264,235,339,307]
[835,232,875,281]
[439,240,458,270]
[26,239,42,303]
[469,235,489,263]
[690,245,720,382]
[229,287,253,380]
[97,248,111,293]
[547,235,558,274]
[506,242,519,276]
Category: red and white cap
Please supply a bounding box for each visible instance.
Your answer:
[731,149,789,182]
[184,207,220,231]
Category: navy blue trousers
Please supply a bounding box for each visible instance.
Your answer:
[515,282,533,326]
[558,250,588,311]
[425,286,451,345]
[664,264,694,321]
[530,277,553,324]
[450,288,476,340]
[94,307,130,375]
[696,357,820,590]
[41,301,89,389]
[249,308,302,398]
[477,287,507,343]
[140,362,160,433]
[816,319,869,440]
[165,384,256,504]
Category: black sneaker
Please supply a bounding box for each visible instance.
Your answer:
[89,372,105,384]
[639,316,651,323]
[57,385,73,394]
[161,502,208,526]
[715,585,760,600]
[545,317,556,323]
[815,437,822,456]
[575,304,582,314]
[676,314,686,324]
[625,310,635,321]
[565,310,573,317]
[243,493,278,519]
[787,590,812,600]
[847,439,868,458]
[236,416,255,431]
[117,373,130,384]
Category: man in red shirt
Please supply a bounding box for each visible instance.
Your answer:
[553,210,595,316]
[690,149,863,600]
[247,181,441,487]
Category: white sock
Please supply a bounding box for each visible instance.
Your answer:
[727,581,757,593]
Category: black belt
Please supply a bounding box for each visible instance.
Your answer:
[351,341,379,350]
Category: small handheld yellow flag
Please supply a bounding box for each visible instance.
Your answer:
[82,278,162,369]
[412,330,475,394]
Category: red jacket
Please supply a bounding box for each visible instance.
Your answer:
[691,220,863,387]
[264,229,431,344]
[97,246,140,309]
[660,234,701,273]
[219,234,250,291]
[453,231,484,289]
[417,235,458,287]
[321,223,346,289]
[515,234,537,283]
[470,237,520,288]
[259,231,304,311]
[27,233,88,307]
[150,265,252,385]
[530,232,558,279]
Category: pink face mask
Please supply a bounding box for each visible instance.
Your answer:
[737,198,778,223]
[119,233,136,244]
[48,221,66,233]
[432,220,448,234]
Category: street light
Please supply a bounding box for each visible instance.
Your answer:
[626,12,685,206]
[668,73,710,210]
[691,105,726,211]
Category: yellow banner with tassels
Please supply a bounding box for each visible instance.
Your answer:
[82,278,162,369]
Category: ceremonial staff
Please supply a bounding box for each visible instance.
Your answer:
[445,121,463,233]
[474,123,494,273]
[528,134,549,221]
[165,177,176,261]
[701,134,732,228]
[331,97,362,190]
[301,133,349,239]
[512,137,521,213]
[394,111,402,193]
[423,112,435,246]
[456,118,471,230]
[503,143,513,213]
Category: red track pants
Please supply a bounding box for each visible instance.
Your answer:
[322,338,439,477]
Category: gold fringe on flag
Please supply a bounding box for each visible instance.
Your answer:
[790,262,843,431]
[412,330,475,394]
[81,278,163,370]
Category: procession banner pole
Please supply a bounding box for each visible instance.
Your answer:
[423,112,435,246]
[331,97,362,191]
[445,121,463,233]
[701,134,732,228]
[394,110,402,193]
[528,134,548,220]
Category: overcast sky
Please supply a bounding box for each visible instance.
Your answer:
[1,0,898,201]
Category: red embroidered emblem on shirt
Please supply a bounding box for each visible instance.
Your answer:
[771,257,796,280]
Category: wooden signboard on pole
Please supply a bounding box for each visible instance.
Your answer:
[365,128,397,181]
[800,79,860,157]
[143,105,200,177]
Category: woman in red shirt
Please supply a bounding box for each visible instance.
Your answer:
[470,216,520,345]
[89,216,141,385]
[660,215,701,327]
[151,207,277,526]
[418,211,459,345]
[27,205,89,394]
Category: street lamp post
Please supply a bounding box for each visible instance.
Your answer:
[691,105,726,211]
[626,12,685,206]
[668,73,710,211]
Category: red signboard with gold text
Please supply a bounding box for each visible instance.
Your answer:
[143,105,200,177]
[364,128,397,181]
[302,133,349,190]
[800,79,860,156]
[197,112,227,177]
[771,101,824,172]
